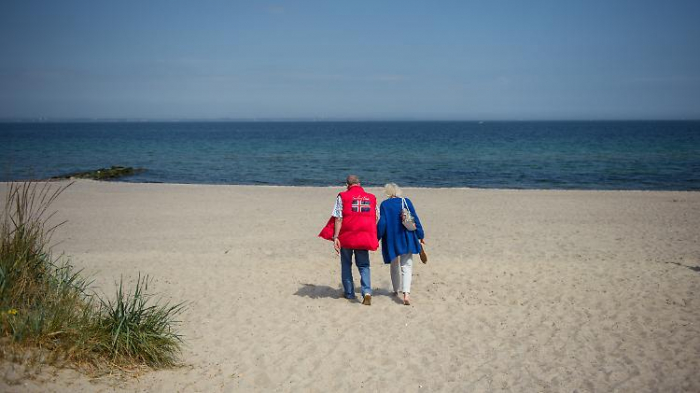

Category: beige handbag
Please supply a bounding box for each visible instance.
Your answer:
[401,198,417,231]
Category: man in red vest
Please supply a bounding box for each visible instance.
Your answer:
[319,175,379,305]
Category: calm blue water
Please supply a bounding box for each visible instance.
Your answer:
[1,121,699,190]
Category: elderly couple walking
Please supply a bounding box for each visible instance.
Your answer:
[319,175,426,306]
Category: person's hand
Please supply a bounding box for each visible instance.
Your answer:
[333,238,341,254]
[420,238,426,245]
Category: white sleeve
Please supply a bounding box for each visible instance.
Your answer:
[331,195,343,218]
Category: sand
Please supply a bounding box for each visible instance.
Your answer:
[1,180,699,392]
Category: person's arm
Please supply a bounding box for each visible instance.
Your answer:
[332,195,343,254]
[376,203,386,240]
[333,218,342,254]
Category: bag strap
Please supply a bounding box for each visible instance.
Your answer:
[401,197,408,210]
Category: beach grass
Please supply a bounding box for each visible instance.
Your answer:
[0,182,185,370]
[93,274,185,367]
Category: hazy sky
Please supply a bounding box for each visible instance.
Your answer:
[1,1,699,120]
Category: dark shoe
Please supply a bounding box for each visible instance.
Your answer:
[362,294,372,306]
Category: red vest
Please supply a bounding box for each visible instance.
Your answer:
[318,186,378,251]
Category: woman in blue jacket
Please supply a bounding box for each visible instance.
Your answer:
[376,183,425,305]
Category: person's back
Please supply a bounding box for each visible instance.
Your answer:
[318,175,377,305]
[377,183,425,305]
[337,185,378,251]
[377,196,424,263]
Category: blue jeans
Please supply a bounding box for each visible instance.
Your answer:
[340,248,371,298]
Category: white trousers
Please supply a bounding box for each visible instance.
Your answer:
[390,253,413,294]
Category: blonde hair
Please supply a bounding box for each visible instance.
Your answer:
[384,183,402,198]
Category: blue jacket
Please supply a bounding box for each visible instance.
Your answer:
[376,197,425,264]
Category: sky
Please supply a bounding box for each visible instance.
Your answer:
[1,0,699,120]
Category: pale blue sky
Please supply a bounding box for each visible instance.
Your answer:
[1,1,699,120]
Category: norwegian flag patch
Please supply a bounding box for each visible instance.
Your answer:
[352,198,372,213]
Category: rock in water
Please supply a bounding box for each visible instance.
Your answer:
[51,166,145,181]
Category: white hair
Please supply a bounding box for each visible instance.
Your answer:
[384,183,402,198]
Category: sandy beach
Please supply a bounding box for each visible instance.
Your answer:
[1,180,699,392]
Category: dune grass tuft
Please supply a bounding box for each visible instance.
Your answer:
[0,182,185,370]
[93,274,185,367]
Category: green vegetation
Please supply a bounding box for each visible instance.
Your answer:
[0,182,185,370]
[93,274,185,367]
[51,166,144,181]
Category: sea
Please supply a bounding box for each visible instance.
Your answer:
[1,121,699,190]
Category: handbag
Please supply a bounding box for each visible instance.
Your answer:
[401,197,417,231]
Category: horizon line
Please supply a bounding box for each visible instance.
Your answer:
[1,117,699,123]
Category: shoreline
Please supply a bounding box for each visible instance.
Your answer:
[3,179,699,194]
